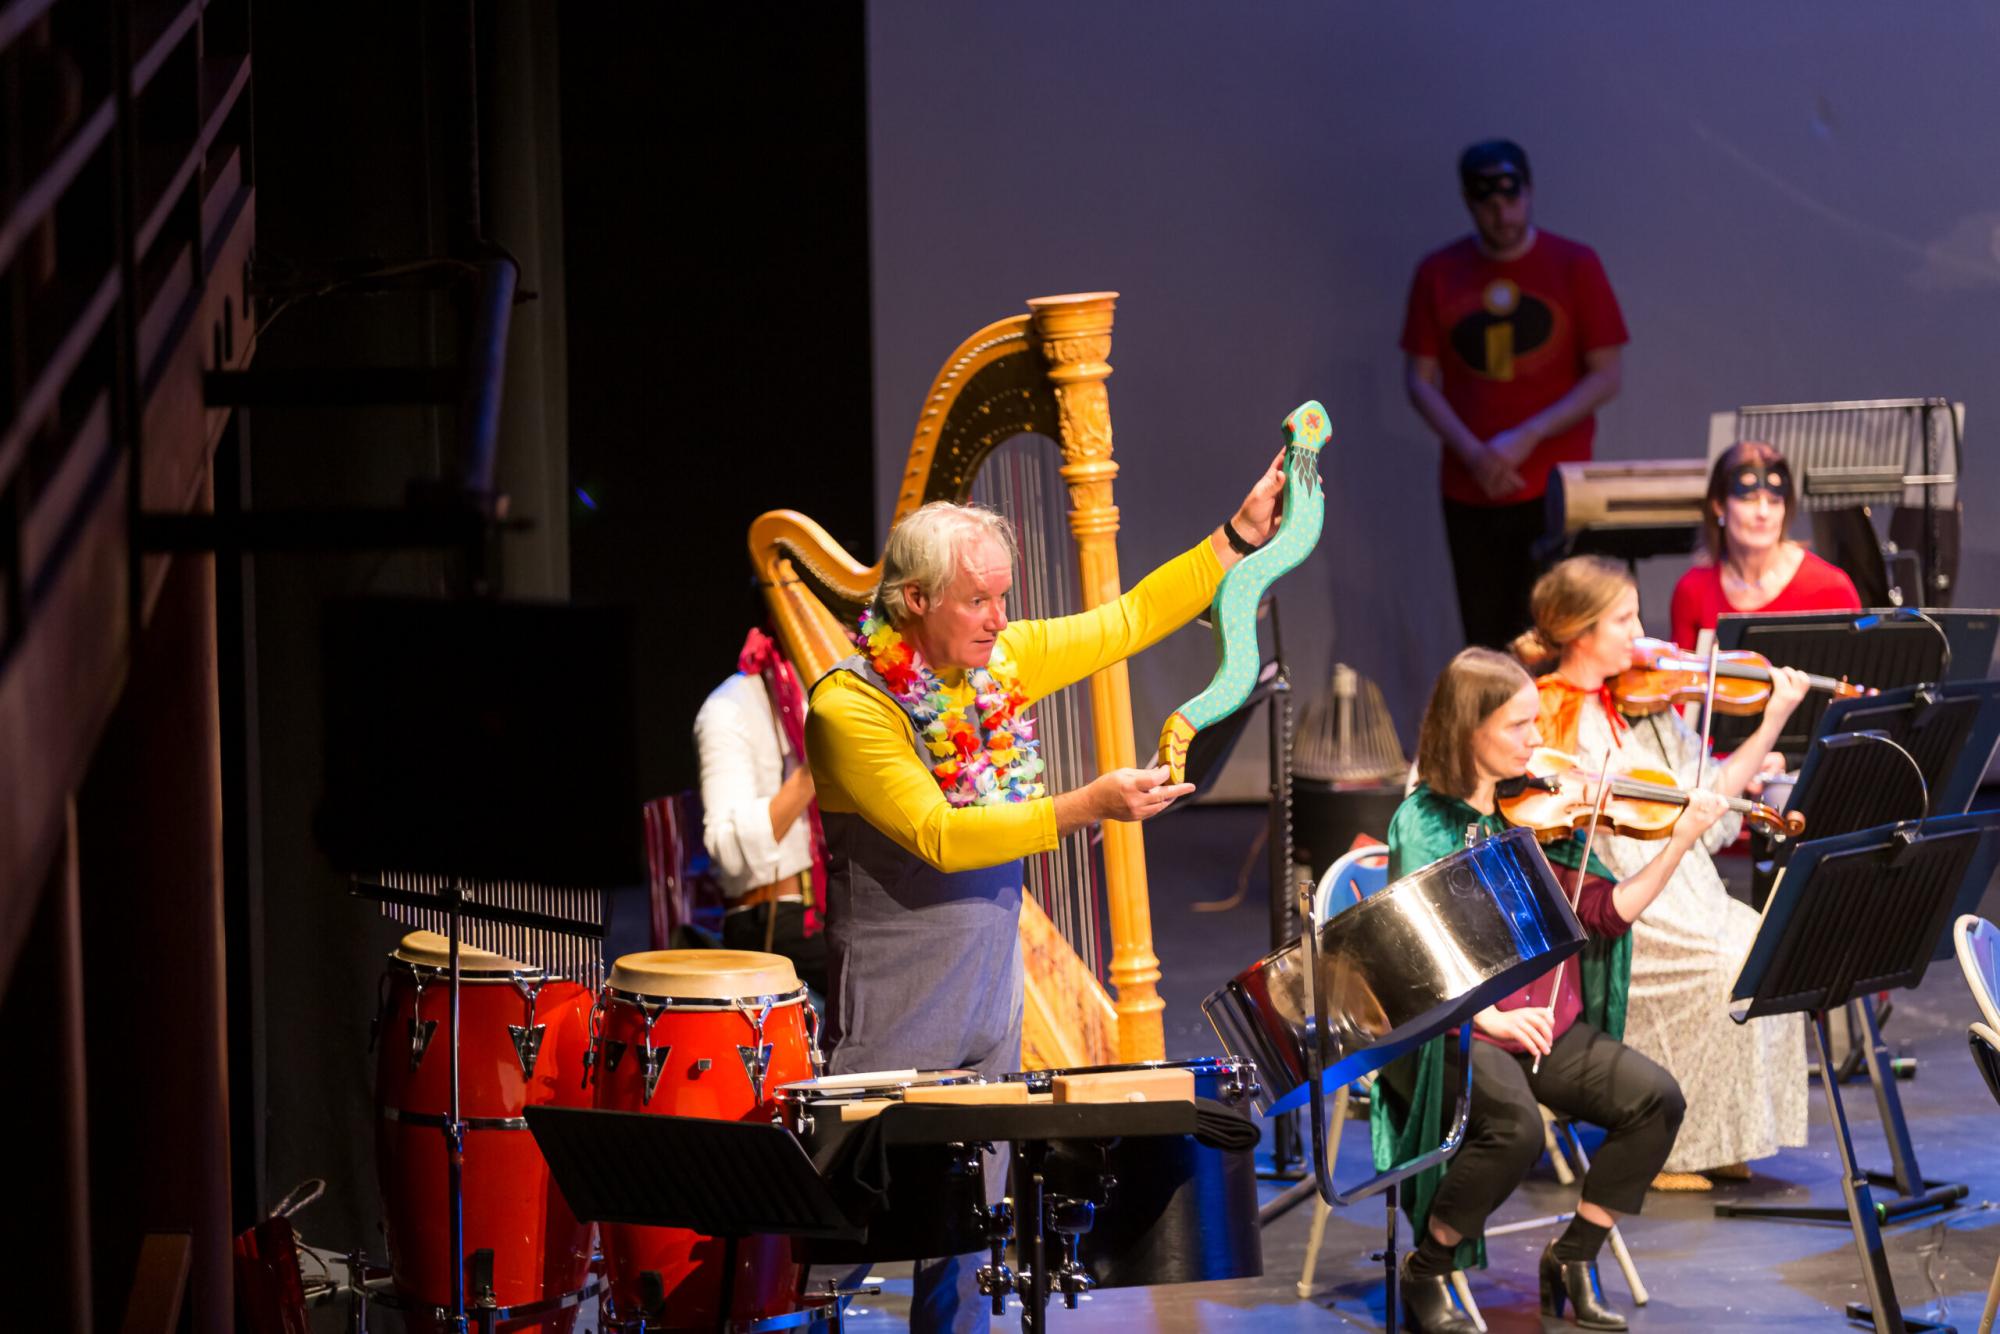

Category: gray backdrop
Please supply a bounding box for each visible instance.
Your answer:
[866,2,2000,795]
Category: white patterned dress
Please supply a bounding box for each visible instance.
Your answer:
[1568,699,1808,1173]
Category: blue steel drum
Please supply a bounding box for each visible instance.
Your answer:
[1203,826,1584,1115]
[1005,1058,1262,1289]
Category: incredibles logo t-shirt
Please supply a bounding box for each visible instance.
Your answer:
[1401,231,1628,505]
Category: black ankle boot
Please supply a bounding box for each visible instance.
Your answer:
[1538,1241,1627,1330]
[1398,1256,1477,1333]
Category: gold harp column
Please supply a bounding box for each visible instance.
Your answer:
[1027,292,1165,1061]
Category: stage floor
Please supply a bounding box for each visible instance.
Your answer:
[831,801,2000,1332]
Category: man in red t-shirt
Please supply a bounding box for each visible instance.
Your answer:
[1402,140,1629,649]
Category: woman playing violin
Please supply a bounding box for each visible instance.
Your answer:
[1378,647,1726,1334]
[1668,441,1861,652]
[1516,556,1812,1192]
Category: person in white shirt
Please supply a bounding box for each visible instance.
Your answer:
[692,649,828,995]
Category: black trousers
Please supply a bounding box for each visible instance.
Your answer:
[1442,496,1548,651]
[721,899,829,1000]
[1381,1022,1684,1243]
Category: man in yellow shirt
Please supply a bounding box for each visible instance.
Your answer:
[805,458,1285,1332]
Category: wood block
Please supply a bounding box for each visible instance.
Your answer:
[1051,1068,1195,1104]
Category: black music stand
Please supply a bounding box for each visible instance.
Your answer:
[1758,684,2000,1088]
[1718,811,2000,1334]
[527,1107,865,1333]
[1816,681,2000,817]
[1709,608,1999,761]
[1785,732,1933,846]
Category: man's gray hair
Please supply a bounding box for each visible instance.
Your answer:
[874,501,1018,626]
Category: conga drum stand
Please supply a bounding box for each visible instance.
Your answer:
[1720,810,2000,1334]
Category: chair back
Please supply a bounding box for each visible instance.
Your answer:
[1955,914,2000,1031]
[1313,842,1390,924]
[1971,1022,2000,1108]
[642,792,723,949]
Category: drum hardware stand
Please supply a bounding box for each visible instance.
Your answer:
[1716,812,2000,1333]
[980,1150,1103,1316]
[972,1144,1072,1328]
[977,1198,1016,1315]
[1262,853,1311,1185]
[980,1144,1090,1329]
[1044,1195,1098,1309]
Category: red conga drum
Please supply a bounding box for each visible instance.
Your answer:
[592,950,820,1330]
[374,932,596,1333]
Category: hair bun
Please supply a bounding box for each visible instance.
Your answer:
[1509,627,1557,671]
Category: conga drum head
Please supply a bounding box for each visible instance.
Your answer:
[391,930,534,981]
[606,948,799,1003]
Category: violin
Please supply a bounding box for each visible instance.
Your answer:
[1611,637,1875,717]
[1497,747,1806,841]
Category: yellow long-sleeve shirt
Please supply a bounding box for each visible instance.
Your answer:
[807,539,1225,874]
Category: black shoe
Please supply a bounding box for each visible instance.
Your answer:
[1398,1256,1477,1333]
[1539,1241,1628,1330]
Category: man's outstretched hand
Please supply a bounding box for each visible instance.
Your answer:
[1055,764,1195,835]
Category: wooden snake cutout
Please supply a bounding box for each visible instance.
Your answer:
[1158,400,1329,783]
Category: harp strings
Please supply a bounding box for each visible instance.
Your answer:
[972,438,1106,979]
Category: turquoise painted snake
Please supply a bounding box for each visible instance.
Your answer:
[1159,400,1329,783]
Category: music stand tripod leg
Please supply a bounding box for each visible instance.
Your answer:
[1808,1012,1950,1334]
[1854,995,1969,1221]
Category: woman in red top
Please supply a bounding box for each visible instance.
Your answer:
[1668,441,1862,651]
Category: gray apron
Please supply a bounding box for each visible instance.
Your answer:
[816,656,1025,1079]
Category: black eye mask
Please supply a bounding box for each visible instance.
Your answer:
[1466,173,1523,202]
[1727,468,1788,501]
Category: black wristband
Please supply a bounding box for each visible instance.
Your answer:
[1223,518,1262,556]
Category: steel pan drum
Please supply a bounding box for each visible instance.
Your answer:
[1204,827,1584,1114]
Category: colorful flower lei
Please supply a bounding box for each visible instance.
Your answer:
[856,606,1046,806]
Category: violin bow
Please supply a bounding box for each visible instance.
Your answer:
[1695,638,1719,790]
[1536,747,1616,1075]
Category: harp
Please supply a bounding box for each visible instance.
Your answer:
[746,291,1164,1067]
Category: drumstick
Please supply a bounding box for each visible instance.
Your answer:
[1534,750,1615,1075]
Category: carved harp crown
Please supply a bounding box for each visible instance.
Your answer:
[746,292,1165,1066]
